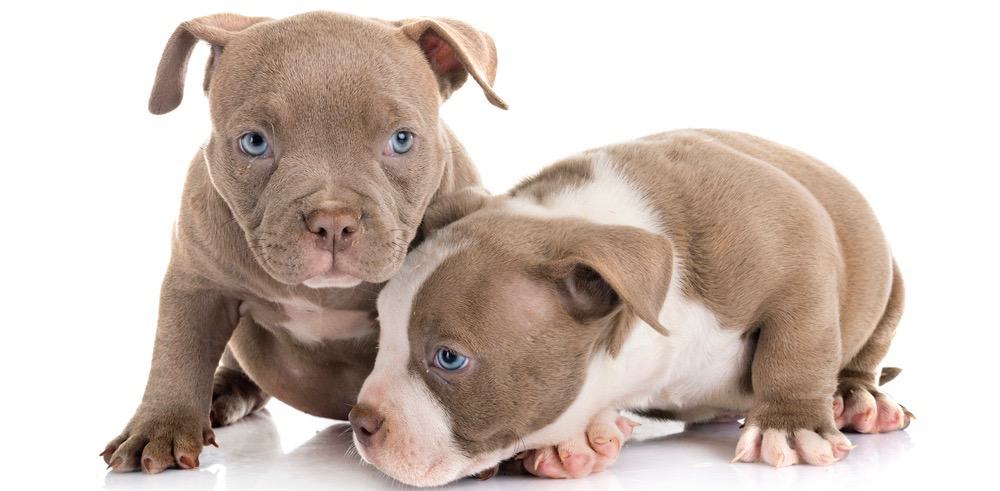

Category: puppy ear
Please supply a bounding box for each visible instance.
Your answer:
[396,18,507,109]
[421,187,492,237]
[541,225,674,337]
[149,13,270,115]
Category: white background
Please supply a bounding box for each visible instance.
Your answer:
[2,1,998,489]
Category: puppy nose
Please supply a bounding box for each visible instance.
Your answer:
[349,404,385,447]
[305,207,362,251]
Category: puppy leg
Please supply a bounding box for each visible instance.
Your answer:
[522,409,637,478]
[734,282,852,467]
[102,274,237,473]
[210,347,271,427]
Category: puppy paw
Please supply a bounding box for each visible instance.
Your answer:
[733,425,854,466]
[101,408,216,474]
[210,367,270,427]
[521,409,638,478]
[733,402,852,467]
[834,383,913,433]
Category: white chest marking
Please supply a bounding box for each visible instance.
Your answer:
[240,297,375,344]
[648,283,751,411]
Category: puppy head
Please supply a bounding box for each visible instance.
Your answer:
[351,199,673,486]
[151,12,506,287]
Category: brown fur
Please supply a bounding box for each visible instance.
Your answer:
[402,129,901,456]
[103,11,505,473]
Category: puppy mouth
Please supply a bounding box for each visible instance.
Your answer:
[302,269,362,289]
[353,429,501,487]
[302,252,364,289]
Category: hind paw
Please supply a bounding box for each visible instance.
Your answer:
[834,386,913,433]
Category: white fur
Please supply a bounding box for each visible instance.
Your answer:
[302,274,362,289]
[353,238,473,486]
[281,298,372,343]
[238,298,374,344]
[505,150,664,235]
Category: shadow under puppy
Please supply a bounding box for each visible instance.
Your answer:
[350,129,911,486]
[102,11,506,473]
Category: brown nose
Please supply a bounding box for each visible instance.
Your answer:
[305,207,362,251]
[348,404,384,447]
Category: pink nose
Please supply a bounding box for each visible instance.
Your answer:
[349,404,385,448]
[305,207,362,251]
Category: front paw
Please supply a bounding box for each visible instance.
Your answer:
[521,409,639,479]
[101,408,217,474]
[733,401,853,467]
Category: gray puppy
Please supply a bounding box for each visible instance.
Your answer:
[102,11,505,473]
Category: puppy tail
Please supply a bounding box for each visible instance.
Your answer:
[879,366,903,386]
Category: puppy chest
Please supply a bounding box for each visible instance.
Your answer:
[648,297,754,412]
[239,298,376,344]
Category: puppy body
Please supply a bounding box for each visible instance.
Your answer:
[103,11,505,473]
[353,130,907,485]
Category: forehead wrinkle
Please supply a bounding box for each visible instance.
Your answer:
[217,91,291,137]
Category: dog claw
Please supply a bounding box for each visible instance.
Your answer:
[475,465,499,480]
[204,430,220,448]
[731,450,746,464]
[558,450,570,463]
[178,455,198,469]
[533,452,546,471]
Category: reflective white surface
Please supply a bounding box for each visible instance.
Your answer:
[77,388,989,490]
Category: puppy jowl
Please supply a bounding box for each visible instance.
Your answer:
[102,11,505,474]
[353,130,911,486]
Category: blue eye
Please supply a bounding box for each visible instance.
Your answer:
[434,347,469,371]
[390,130,414,154]
[239,132,270,157]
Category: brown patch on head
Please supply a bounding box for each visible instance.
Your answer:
[403,212,673,457]
[148,12,506,285]
[508,155,594,201]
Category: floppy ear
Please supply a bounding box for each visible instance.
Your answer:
[149,13,270,115]
[421,187,492,237]
[396,18,507,109]
[541,225,674,337]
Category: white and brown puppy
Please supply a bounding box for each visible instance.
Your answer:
[350,130,911,486]
[102,11,506,473]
